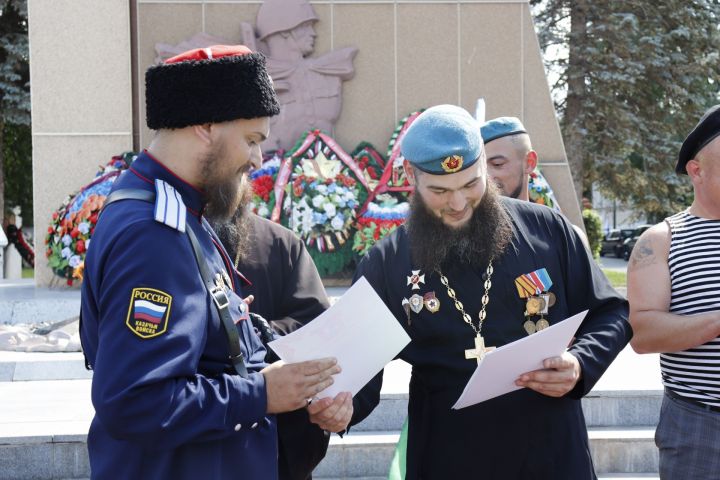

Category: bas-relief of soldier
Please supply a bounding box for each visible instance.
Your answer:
[154,0,358,152]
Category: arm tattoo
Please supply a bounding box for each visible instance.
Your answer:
[629,235,657,269]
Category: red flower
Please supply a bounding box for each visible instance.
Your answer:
[76,240,86,253]
[293,183,304,197]
[46,248,52,257]
[70,228,80,239]
[89,213,99,224]
[52,212,58,220]
[47,226,54,234]
[252,175,275,202]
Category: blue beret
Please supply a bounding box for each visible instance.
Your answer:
[481,117,527,144]
[401,105,482,174]
[677,104,720,175]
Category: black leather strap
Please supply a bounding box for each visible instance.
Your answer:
[103,189,156,206]
[666,388,720,413]
[186,223,249,378]
[98,188,249,378]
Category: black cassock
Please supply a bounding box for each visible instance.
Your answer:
[230,215,331,480]
[238,215,330,336]
[352,197,632,480]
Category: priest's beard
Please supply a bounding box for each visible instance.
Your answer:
[209,200,254,266]
[406,184,513,273]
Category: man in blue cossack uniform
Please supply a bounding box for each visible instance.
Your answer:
[80,45,353,479]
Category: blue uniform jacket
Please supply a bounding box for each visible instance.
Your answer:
[80,151,277,479]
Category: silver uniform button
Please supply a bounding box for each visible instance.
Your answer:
[251,422,259,429]
[234,424,242,431]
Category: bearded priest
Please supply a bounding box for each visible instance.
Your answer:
[347,105,631,479]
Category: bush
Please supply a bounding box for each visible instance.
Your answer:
[582,208,603,258]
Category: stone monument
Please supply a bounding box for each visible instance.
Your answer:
[29,0,583,286]
[155,0,357,152]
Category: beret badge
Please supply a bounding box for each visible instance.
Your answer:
[441,155,464,173]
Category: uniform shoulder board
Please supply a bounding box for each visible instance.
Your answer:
[153,179,187,232]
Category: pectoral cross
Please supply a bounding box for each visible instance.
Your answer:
[465,335,495,364]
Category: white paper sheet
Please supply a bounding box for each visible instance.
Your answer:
[452,310,588,409]
[268,276,411,398]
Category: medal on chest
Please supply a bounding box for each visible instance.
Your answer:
[514,268,555,335]
[402,270,439,325]
[407,270,426,290]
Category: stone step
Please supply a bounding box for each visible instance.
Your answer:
[320,478,660,480]
[0,344,663,478]
[352,389,662,432]
[0,279,80,325]
[0,378,661,479]
[0,427,658,480]
[312,427,658,478]
[0,352,663,428]
[598,476,659,479]
[0,351,90,382]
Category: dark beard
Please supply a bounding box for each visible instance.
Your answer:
[202,143,245,221]
[208,200,254,266]
[204,143,255,263]
[405,184,513,273]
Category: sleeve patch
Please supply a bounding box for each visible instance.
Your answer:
[125,287,173,339]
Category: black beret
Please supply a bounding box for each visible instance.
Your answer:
[677,104,720,175]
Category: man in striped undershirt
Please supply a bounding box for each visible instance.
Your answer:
[628,104,720,479]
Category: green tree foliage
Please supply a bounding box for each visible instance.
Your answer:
[3,123,31,219]
[581,208,603,258]
[0,0,30,221]
[531,0,720,219]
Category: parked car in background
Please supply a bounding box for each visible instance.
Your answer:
[622,225,653,260]
[600,228,636,257]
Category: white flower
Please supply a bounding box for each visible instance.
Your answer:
[323,203,337,218]
[61,247,72,259]
[331,216,344,231]
[258,204,269,218]
[301,215,314,235]
[290,208,302,234]
[62,234,72,246]
[316,185,328,195]
[68,255,82,268]
[312,195,326,208]
[78,222,90,235]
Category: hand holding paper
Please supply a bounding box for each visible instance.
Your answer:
[453,310,587,409]
[268,277,411,399]
[515,350,582,397]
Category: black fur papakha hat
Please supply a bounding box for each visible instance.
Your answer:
[145,45,280,130]
[677,104,720,175]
